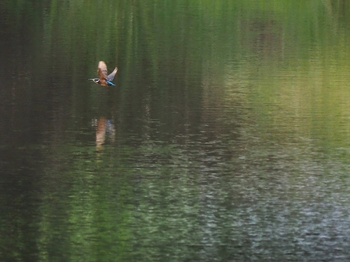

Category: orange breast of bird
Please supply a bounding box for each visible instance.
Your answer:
[97,68,109,86]
[99,79,108,86]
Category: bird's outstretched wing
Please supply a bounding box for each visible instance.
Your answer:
[98,61,108,80]
[107,67,118,81]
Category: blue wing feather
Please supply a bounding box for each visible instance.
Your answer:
[107,81,115,86]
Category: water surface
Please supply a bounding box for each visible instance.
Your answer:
[1,1,350,261]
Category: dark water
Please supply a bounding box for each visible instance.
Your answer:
[2,1,350,261]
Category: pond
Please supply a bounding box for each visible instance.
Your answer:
[1,1,350,261]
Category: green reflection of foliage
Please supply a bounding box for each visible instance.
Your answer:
[37,145,135,261]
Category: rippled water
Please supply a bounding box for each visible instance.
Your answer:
[1,1,350,261]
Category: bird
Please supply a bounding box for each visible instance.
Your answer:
[89,61,118,86]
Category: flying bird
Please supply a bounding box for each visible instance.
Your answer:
[89,61,118,86]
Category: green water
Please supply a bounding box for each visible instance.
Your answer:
[1,1,350,261]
